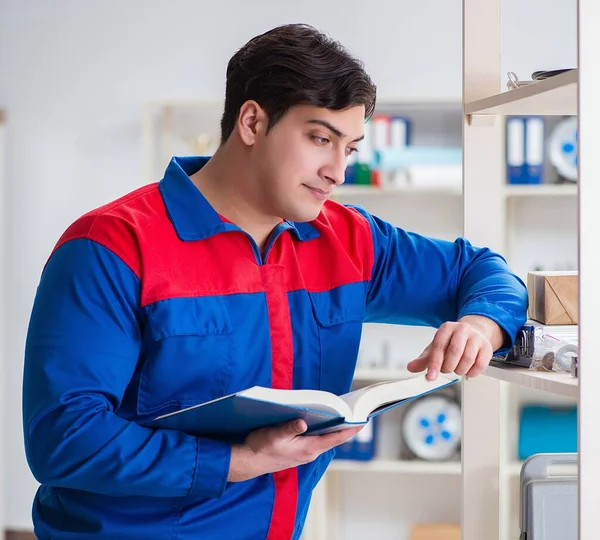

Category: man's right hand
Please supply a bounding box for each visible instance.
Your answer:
[228,419,363,482]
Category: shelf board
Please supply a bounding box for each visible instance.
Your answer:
[353,368,415,382]
[337,184,577,198]
[146,99,224,108]
[329,459,461,475]
[330,458,573,477]
[507,462,523,477]
[465,69,577,116]
[506,460,577,477]
[375,98,461,110]
[484,364,578,398]
[147,97,461,110]
[334,185,462,197]
[336,184,577,198]
[504,184,578,197]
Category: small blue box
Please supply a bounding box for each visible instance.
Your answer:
[518,405,577,460]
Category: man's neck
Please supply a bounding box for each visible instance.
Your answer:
[189,145,279,252]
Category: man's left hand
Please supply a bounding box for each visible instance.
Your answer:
[406,315,504,381]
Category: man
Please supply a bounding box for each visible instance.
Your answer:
[23,23,527,540]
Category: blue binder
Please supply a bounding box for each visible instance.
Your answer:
[506,116,544,184]
[334,416,378,461]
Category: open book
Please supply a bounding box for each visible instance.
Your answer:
[147,374,459,442]
[147,373,459,442]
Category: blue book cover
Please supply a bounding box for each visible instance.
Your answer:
[145,374,459,443]
[334,416,378,461]
[506,117,526,184]
[525,117,544,184]
[506,116,545,184]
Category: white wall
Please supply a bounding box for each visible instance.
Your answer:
[0,0,576,531]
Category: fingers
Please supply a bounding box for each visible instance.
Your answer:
[465,342,493,377]
[273,424,363,466]
[406,345,430,373]
[320,425,363,447]
[453,337,479,376]
[441,329,470,374]
[406,357,428,373]
[288,419,307,437]
[272,419,307,442]
[423,324,453,380]
[303,425,363,453]
[246,421,363,474]
[406,321,495,380]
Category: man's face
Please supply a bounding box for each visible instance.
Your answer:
[251,104,365,222]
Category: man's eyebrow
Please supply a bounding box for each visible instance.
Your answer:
[306,119,364,143]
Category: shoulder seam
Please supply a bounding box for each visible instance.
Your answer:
[90,183,158,221]
[51,237,142,282]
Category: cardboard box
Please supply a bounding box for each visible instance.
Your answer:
[527,271,578,325]
[409,523,460,540]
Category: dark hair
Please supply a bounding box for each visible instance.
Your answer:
[220,24,377,144]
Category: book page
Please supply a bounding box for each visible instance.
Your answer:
[341,374,459,422]
[240,386,352,419]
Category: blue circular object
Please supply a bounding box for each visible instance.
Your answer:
[402,395,461,461]
[549,117,578,181]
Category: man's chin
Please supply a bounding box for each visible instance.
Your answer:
[284,204,324,223]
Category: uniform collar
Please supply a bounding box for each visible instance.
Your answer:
[158,156,320,242]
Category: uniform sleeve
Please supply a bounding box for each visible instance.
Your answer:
[23,238,231,499]
[350,206,528,349]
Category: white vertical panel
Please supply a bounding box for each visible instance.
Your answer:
[0,110,6,533]
[302,471,334,540]
[577,1,600,537]
[462,0,504,539]
[141,103,155,184]
[497,383,512,540]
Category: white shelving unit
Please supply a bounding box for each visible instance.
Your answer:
[504,184,577,197]
[333,183,577,199]
[0,109,6,538]
[464,69,577,116]
[307,3,586,540]
[333,185,462,197]
[329,459,461,475]
[461,1,599,539]
[484,365,578,399]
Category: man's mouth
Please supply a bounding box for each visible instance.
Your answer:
[304,185,332,200]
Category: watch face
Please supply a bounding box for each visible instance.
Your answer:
[402,395,461,461]
[549,117,578,182]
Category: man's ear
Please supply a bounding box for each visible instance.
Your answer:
[236,100,268,146]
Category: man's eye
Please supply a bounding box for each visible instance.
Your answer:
[312,136,330,145]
